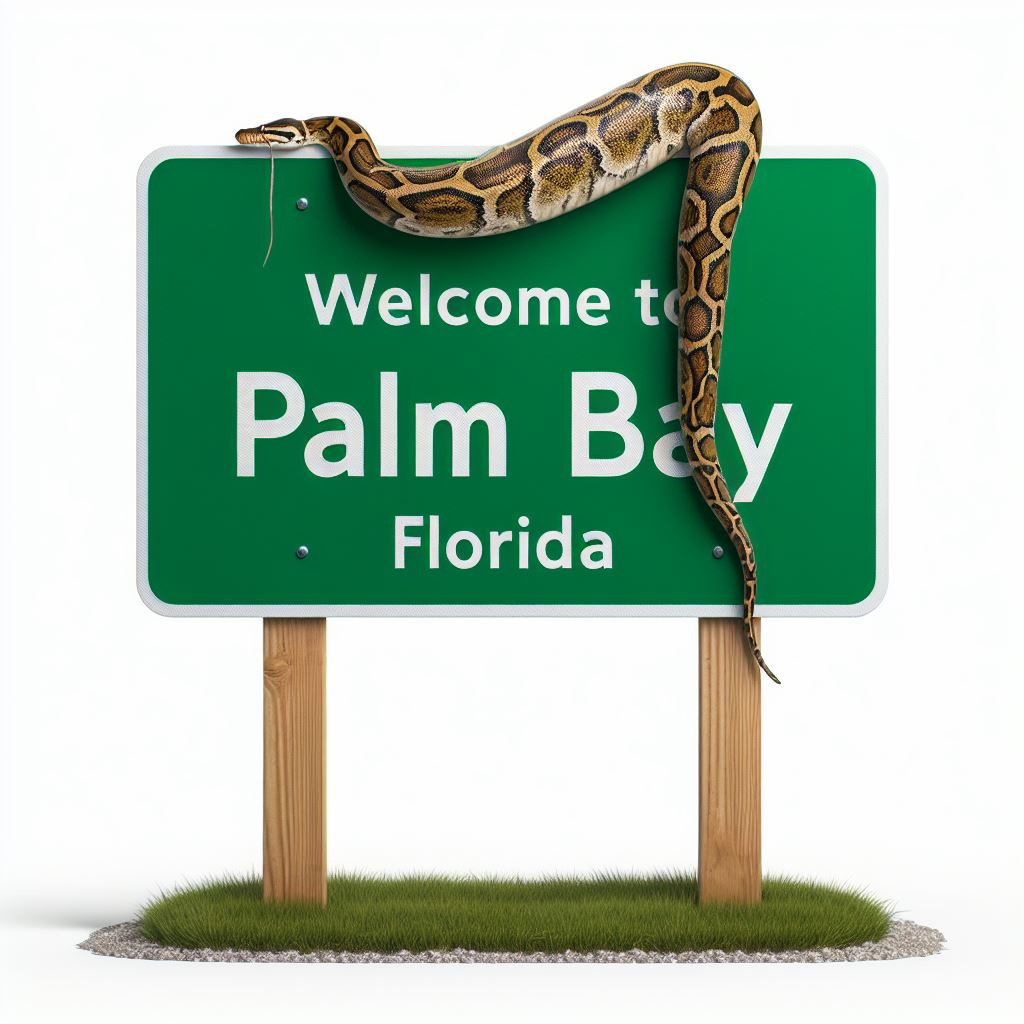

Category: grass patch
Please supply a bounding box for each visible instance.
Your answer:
[139,873,891,954]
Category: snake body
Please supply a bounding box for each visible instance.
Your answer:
[235,62,779,684]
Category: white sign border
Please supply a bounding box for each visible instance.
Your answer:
[137,145,888,618]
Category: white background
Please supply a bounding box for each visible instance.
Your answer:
[1,0,1022,1020]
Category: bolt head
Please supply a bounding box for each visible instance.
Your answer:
[296,545,309,559]
[295,197,309,211]
[712,545,725,559]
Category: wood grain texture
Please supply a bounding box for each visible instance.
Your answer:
[263,618,327,905]
[698,617,762,904]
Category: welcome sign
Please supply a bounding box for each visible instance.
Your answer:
[138,147,885,616]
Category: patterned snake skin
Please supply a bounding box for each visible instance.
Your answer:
[236,62,780,684]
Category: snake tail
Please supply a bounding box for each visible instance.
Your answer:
[235,63,780,683]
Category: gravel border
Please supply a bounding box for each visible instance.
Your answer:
[79,919,944,964]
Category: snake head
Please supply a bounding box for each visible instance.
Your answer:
[235,118,308,147]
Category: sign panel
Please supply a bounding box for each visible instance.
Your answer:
[138,147,885,616]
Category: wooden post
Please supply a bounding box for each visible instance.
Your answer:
[698,617,761,904]
[263,618,327,905]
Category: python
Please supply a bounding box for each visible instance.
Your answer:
[235,63,782,680]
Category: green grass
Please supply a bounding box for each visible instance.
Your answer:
[139,873,892,954]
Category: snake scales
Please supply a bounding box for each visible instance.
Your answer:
[235,62,780,684]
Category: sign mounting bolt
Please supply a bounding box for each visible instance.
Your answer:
[295,197,309,211]
[712,545,725,559]
[296,545,309,560]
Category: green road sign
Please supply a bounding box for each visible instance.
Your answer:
[138,147,885,617]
